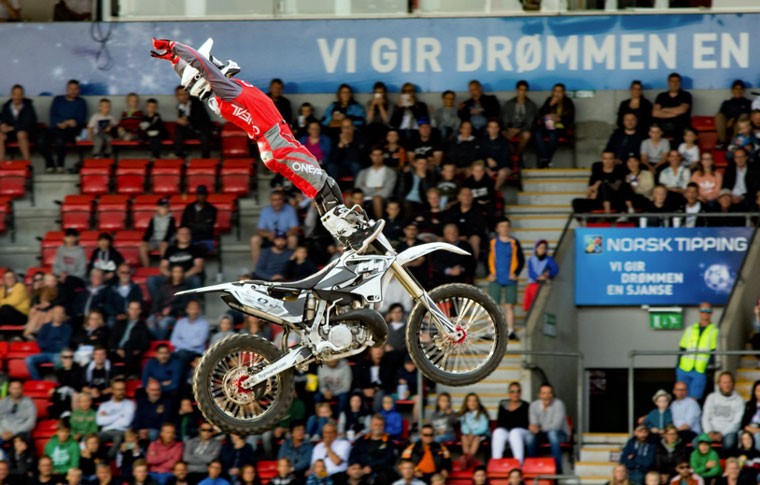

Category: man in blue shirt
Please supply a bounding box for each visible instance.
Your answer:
[142,343,182,396]
[252,232,293,281]
[250,190,300,266]
[169,300,209,371]
[26,305,72,380]
[38,79,87,173]
[197,460,229,485]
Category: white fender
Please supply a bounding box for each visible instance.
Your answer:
[396,242,471,266]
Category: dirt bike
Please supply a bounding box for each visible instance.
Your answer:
[178,231,508,435]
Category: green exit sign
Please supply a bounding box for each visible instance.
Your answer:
[649,308,683,330]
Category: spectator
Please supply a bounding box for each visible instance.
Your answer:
[487,217,525,340]
[690,434,722,483]
[284,246,317,282]
[621,424,656,485]
[384,304,407,358]
[299,121,332,167]
[54,228,87,290]
[708,190,746,227]
[465,160,497,222]
[671,381,702,443]
[139,98,166,161]
[640,124,671,172]
[447,121,481,170]
[383,129,407,170]
[71,310,109,360]
[356,147,398,219]
[293,102,319,139]
[458,393,490,468]
[642,185,678,228]
[349,414,398,485]
[727,120,758,163]
[718,458,741,485]
[322,84,366,138]
[390,83,429,143]
[690,153,723,204]
[658,150,691,198]
[391,459,426,485]
[617,80,653,131]
[365,81,391,145]
[355,347,396,412]
[678,183,708,228]
[722,148,759,209]
[0,84,37,161]
[678,129,700,167]
[526,384,569,473]
[310,421,351,480]
[379,396,403,440]
[250,191,300,266]
[271,458,297,485]
[268,78,292,125]
[677,302,718,399]
[97,379,136,458]
[94,463,117,485]
[70,393,97,441]
[503,80,538,158]
[155,227,206,294]
[108,300,151,376]
[445,187,488,259]
[395,223,428,282]
[740,381,760,449]
[31,455,61,485]
[181,186,217,253]
[173,85,212,158]
[165,462,189,485]
[220,433,254,481]
[407,120,444,167]
[572,151,628,215]
[45,423,80,476]
[535,83,575,168]
[606,464,631,485]
[0,270,29,326]
[147,423,184,485]
[175,398,201,442]
[458,80,500,135]
[431,224,475,288]
[117,93,143,141]
[702,372,743,451]
[26,306,72,380]
[142,343,182,395]
[70,469,88,485]
[24,273,60,341]
[139,198,176,267]
[436,163,459,209]
[102,264,143,325]
[148,265,197,339]
[134,380,172,443]
[196,460,230,485]
[306,460,332,485]
[170,300,208,368]
[317,359,352,416]
[433,90,460,142]
[655,425,687,484]
[606,113,644,163]
[327,119,366,179]
[400,425,452,482]
[252,232,293,282]
[396,156,435,218]
[80,438,108,485]
[652,73,693,142]
[337,394,371,442]
[0,380,35,443]
[732,432,760,482]
[39,79,87,173]
[644,389,673,435]
[87,98,117,158]
[307,403,334,442]
[8,435,34,483]
[716,80,752,148]
[429,392,457,444]
[524,240,559,312]
[184,423,222,483]
[278,422,313,479]
[131,460,159,485]
[81,347,113,405]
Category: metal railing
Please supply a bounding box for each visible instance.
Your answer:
[533,475,581,485]
[574,211,758,227]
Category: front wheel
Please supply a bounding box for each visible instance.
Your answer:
[194,334,293,435]
[406,283,507,387]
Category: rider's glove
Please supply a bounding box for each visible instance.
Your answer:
[150,38,178,64]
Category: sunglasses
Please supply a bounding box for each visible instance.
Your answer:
[201,428,213,432]
[61,355,74,359]
[421,433,434,437]
[699,309,713,313]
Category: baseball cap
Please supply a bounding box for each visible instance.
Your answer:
[196,185,209,195]
[157,197,169,207]
[731,79,746,89]
[718,188,733,198]
[64,228,79,237]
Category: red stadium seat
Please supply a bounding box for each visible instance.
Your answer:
[151,159,184,196]
[116,159,149,195]
[133,266,162,305]
[7,359,30,379]
[523,457,557,481]
[23,380,57,398]
[132,195,163,231]
[114,231,143,267]
[713,149,728,169]
[7,341,40,359]
[34,438,47,458]
[692,115,716,133]
[207,194,238,235]
[97,194,130,232]
[79,230,101,259]
[256,461,278,483]
[125,379,142,398]
[33,420,59,440]
[59,194,95,231]
[0,342,9,360]
[221,159,254,196]
[80,158,114,196]
[488,458,521,479]
[0,197,12,235]
[186,158,219,193]
[32,398,49,419]
[40,231,64,267]
[169,194,194,223]
[449,459,483,485]
[221,136,250,159]
[0,160,31,200]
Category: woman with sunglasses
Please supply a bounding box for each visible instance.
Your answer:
[492,382,531,464]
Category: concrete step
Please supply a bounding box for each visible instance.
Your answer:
[511,228,565,244]
[583,433,629,445]
[522,178,588,193]
[576,476,610,485]
[736,368,760,382]
[505,204,572,215]
[580,446,621,462]
[509,214,570,229]
[574,461,617,478]
[740,356,758,368]
[737,380,753,401]
[522,168,591,180]
[32,174,80,208]
[517,191,584,206]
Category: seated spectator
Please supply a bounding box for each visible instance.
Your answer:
[131,460,159,485]
[659,150,691,198]
[444,187,487,260]
[71,310,109,360]
[322,84,366,136]
[390,83,428,143]
[652,73,692,142]
[148,265,197,339]
[70,268,107,325]
[722,148,758,209]
[173,86,212,158]
[170,300,209,367]
[458,393,490,467]
[431,224,475,288]
[379,396,403,440]
[26,305,72,380]
[671,382,702,443]
[139,98,166,160]
[732,432,760,482]
[82,347,113,404]
[381,200,406,248]
[196,461,229,485]
[79,435,107,484]
[465,160,497,222]
[0,380,35,443]
[8,435,34,483]
[727,119,758,163]
[317,359,352,416]
[503,80,538,158]
[209,315,235,347]
[572,151,628,215]
[383,129,407,170]
[32,455,61,485]
[645,390,673,435]
[640,125,671,172]
[678,183,708,228]
[24,273,61,340]
[49,347,82,416]
[175,398,201,442]
[327,119,366,179]
[87,98,117,158]
[249,191,300,266]
[142,343,182,395]
[94,463,118,485]
[140,198,176,268]
[690,153,723,204]
[535,83,575,168]
[400,425,452,482]
[307,403,334,442]
[252,232,293,282]
[0,270,29,326]
[356,147,398,220]
[70,393,97,441]
[678,129,700,167]
[624,156,655,213]
[147,423,184,485]
[165,461,188,485]
[716,80,752,148]
[407,120,444,167]
[430,393,458,445]
[0,84,37,161]
[527,384,570,473]
[365,81,390,146]
[103,264,144,325]
[218,433,253,482]
[398,156,437,218]
[307,460,331,485]
[66,468,84,485]
[458,80,500,136]
[708,190,746,227]
[278,422,313,479]
[702,372,743,452]
[488,217,524,341]
[607,113,645,163]
[184,423,222,483]
[300,121,332,166]
[436,162,459,209]
[38,79,87,173]
[272,459,298,485]
[447,121,481,170]
[108,300,151,376]
[621,424,656,485]
[655,425,687,483]
[134,380,172,442]
[349,414,399,484]
[433,90,460,142]
[617,80,653,131]
[284,246,317,282]
[310,421,351,479]
[741,381,760,451]
[606,464,631,485]
[45,423,79,476]
[524,240,559,312]
[642,185,679,228]
[337,394,371,442]
[97,378,135,458]
[395,359,420,419]
[117,93,143,141]
[391,459,426,485]
[691,434,722,483]
[181,186,217,254]
[355,347,396,413]
[395,223,428,282]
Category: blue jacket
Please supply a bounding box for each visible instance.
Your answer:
[620,437,655,472]
[527,241,559,284]
[643,409,673,431]
[37,322,72,353]
[142,357,183,393]
[299,134,332,162]
[277,438,314,473]
[460,411,490,437]
[321,101,366,127]
[1,98,37,133]
[198,478,230,485]
[379,405,403,439]
[306,415,329,439]
[132,395,172,431]
[49,95,87,129]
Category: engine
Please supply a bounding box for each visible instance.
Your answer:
[313,321,372,359]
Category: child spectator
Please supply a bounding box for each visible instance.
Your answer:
[620,424,656,485]
[430,393,457,444]
[338,394,371,441]
[0,270,30,326]
[488,218,524,341]
[270,458,297,485]
[54,228,87,295]
[209,315,235,347]
[433,90,460,142]
[294,102,319,140]
[285,246,317,282]
[87,98,117,158]
[79,434,107,482]
[606,464,631,485]
[678,129,700,167]
[523,240,559,312]
[45,422,80,475]
[88,233,124,279]
[659,150,691,197]
[458,393,490,468]
[139,197,177,268]
[139,98,166,160]
[436,162,459,210]
[380,395,403,441]
[306,460,332,485]
[690,153,723,204]
[473,466,489,485]
[640,124,670,172]
[644,390,673,435]
[306,403,333,442]
[690,434,722,482]
[727,119,758,162]
[118,93,143,141]
[70,393,98,441]
[8,435,34,483]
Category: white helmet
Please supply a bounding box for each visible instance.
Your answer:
[180,38,240,101]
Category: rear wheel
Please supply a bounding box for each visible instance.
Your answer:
[406,283,507,386]
[194,334,293,435]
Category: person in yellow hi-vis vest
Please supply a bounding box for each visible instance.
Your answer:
[676,302,718,399]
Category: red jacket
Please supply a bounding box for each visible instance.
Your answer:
[146,440,184,473]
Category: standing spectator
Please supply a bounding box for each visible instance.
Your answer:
[0,270,29,326]
[133,380,172,443]
[322,84,366,138]
[722,148,759,210]
[690,434,722,483]
[715,80,752,149]
[147,423,184,485]
[457,80,500,135]
[327,119,366,179]
[252,232,292,281]
[488,217,525,341]
[606,113,644,163]
[268,78,292,125]
[400,425,452,482]
[97,379,136,458]
[317,359,352,416]
[571,151,628,215]
[173,85,212,158]
[503,80,538,158]
[447,121,481,170]
[180,186,217,253]
[526,384,570,473]
[640,125,671,172]
[278,422,314,479]
[87,99,117,158]
[102,264,143,325]
[701,372,744,451]
[433,90,460,142]
[458,393,490,467]
[139,198,176,267]
[39,79,87,173]
[690,153,723,204]
[170,300,209,367]
[365,81,391,145]
[355,147,397,220]
[142,343,182,395]
[45,423,80,475]
[677,302,718,399]
[655,425,687,484]
[140,98,166,160]
[429,393,457,444]
[524,240,559,312]
[671,381,702,443]
[535,83,575,168]
[0,84,37,161]
[652,73,693,142]
[617,80,653,131]
[249,191,300,266]
[26,308,72,380]
[620,424,656,485]
[492,382,532,462]
[108,300,151,376]
[219,433,253,482]
[117,93,143,141]
[390,83,429,143]
[740,381,760,449]
[431,224,475,288]
[183,424,222,483]
[644,390,673,435]
[0,380,35,443]
[310,422,351,480]
[349,414,399,485]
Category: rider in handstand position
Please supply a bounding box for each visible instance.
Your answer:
[150,38,384,252]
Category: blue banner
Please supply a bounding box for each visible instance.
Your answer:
[0,13,758,95]
[575,227,753,306]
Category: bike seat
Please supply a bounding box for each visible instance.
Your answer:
[263,259,340,297]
